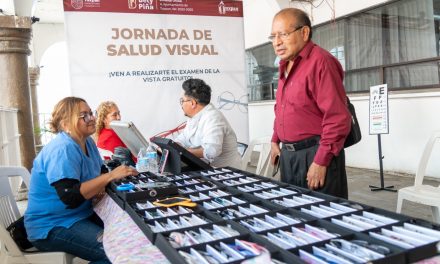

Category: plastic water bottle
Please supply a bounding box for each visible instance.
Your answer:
[136,147,149,173]
[146,145,159,174]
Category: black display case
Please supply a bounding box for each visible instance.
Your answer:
[151,137,212,174]
[106,167,440,263]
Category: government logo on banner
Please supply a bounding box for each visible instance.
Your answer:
[128,0,137,9]
[218,1,239,15]
[71,0,101,9]
[128,0,154,10]
[218,1,225,14]
[71,0,83,9]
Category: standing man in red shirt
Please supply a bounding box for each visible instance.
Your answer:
[270,8,351,198]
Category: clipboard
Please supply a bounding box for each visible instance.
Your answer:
[110,121,149,157]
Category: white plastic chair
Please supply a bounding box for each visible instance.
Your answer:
[241,136,273,177]
[0,166,74,264]
[396,131,440,224]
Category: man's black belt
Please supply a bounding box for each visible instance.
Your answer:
[282,136,320,152]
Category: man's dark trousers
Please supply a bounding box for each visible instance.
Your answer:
[280,144,348,199]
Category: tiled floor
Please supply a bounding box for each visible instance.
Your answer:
[346,167,439,222]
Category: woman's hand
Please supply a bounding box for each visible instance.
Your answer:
[81,165,139,200]
[108,165,139,181]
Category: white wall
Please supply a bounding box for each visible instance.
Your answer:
[0,0,15,15]
[249,93,440,179]
[247,101,275,141]
[243,0,286,48]
[30,23,65,66]
[13,0,32,17]
[243,0,391,48]
[301,0,391,25]
[0,0,61,66]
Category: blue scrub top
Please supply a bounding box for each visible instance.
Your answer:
[24,132,103,240]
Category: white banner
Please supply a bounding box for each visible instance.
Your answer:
[63,0,248,142]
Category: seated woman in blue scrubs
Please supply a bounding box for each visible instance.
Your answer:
[24,97,138,263]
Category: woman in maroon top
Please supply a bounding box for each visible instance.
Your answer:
[95,101,126,153]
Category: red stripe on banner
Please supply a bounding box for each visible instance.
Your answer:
[63,0,243,17]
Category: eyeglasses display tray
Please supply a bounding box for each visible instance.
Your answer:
[106,167,440,264]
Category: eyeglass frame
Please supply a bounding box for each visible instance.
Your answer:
[179,97,195,105]
[328,239,378,260]
[78,111,95,123]
[268,25,305,41]
[218,208,245,219]
[351,239,391,255]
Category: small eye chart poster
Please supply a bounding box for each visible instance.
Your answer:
[369,84,389,134]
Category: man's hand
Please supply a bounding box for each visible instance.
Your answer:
[187,147,204,158]
[307,162,327,190]
[270,142,281,165]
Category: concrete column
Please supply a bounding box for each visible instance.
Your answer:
[0,16,35,171]
[29,66,42,148]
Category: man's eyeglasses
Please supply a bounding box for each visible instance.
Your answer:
[268,25,304,41]
[79,111,95,123]
[179,98,192,105]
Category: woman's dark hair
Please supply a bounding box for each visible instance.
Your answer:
[182,78,211,105]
